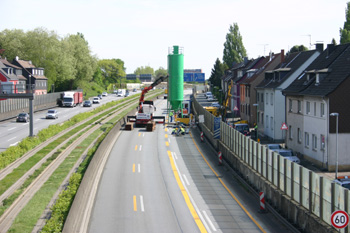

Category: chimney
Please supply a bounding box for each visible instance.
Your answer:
[244,57,248,64]
[327,44,335,57]
[315,43,324,52]
[15,56,19,61]
[281,49,285,63]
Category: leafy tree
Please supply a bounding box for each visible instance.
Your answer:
[340,2,350,44]
[97,59,125,86]
[209,58,225,89]
[223,23,247,68]
[0,29,27,60]
[155,67,168,78]
[288,45,308,53]
[134,66,154,75]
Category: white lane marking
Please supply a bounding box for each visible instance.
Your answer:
[8,127,16,131]
[203,211,217,232]
[183,174,190,186]
[142,133,145,137]
[172,152,178,160]
[168,138,171,143]
[8,137,17,142]
[139,145,142,151]
[138,164,141,173]
[35,119,40,121]
[140,195,145,212]
[9,141,19,147]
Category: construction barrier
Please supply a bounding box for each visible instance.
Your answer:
[259,192,266,212]
[200,131,204,142]
[218,151,222,165]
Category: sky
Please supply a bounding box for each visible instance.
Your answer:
[1,0,349,78]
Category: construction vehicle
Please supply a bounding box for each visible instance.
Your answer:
[222,80,232,121]
[174,100,192,125]
[127,75,168,127]
[204,106,221,117]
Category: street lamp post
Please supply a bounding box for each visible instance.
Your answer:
[330,112,339,179]
[253,103,259,142]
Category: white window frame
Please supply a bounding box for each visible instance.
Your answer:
[289,125,293,140]
[305,132,309,148]
[306,101,310,114]
[312,134,317,150]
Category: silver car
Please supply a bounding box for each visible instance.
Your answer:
[274,149,300,164]
[46,109,58,119]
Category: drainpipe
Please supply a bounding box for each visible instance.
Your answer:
[323,97,328,170]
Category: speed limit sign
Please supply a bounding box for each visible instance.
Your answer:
[331,210,349,229]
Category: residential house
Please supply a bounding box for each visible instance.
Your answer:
[239,50,284,128]
[0,58,26,93]
[282,43,350,171]
[12,57,48,95]
[255,45,322,142]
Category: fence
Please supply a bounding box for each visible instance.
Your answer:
[192,96,348,233]
[0,93,60,121]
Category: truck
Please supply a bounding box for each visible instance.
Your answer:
[164,89,168,99]
[116,89,126,97]
[61,91,83,107]
[127,75,168,127]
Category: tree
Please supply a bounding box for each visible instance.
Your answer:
[155,67,168,78]
[340,2,350,44]
[223,23,247,68]
[97,59,125,86]
[209,58,225,89]
[288,45,308,53]
[134,66,154,75]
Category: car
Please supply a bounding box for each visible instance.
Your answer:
[125,92,130,97]
[93,97,100,104]
[97,94,103,99]
[46,109,58,119]
[205,92,212,98]
[102,92,108,97]
[273,149,300,164]
[211,102,220,108]
[333,176,350,189]
[83,100,92,107]
[16,112,30,122]
[233,123,250,136]
[207,95,214,101]
[266,144,282,151]
[133,88,137,92]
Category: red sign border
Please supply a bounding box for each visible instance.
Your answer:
[331,210,349,229]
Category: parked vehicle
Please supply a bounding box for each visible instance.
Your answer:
[233,123,250,136]
[333,176,350,189]
[46,109,58,119]
[273,149,300,164]
[211,102,220,108]
[61,91,83,107]
[207,95,214,101]
[83,100,92,107]
[205,92,212,98]
[16,113,29,122]
[93,97,100,104]
[266,144,282,151]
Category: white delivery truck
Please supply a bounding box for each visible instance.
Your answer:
[117,89,126,97]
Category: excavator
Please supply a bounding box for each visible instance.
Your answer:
[127,75,168,127]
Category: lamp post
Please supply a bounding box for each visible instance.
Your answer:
[253,103,259,142]
[330,112,339,179]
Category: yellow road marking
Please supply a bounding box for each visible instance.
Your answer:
[165,134,168,138]
[165,141,169,147]
[138,132,141,137]
[133,164,135,173]
[167,150,207,233]
[133,195,137,211]
[165,128,168,132]
[189,132,267,233]
[135,145,138,151]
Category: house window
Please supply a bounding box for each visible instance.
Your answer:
[261,113,264,124]
[306,101,310,114]
[314,102,316,116]
[266,115,269,128]
[298,128,301,143]
[305,132,309,148]
[298,100,302,113]
[266,93,268,105]
[270,117,273,130]
[257,111,260,123]
[289,99,292,112]
[270,93,273,105]
[289,125,293,140]
[257,93,260,102]
[312,134,317,150]
[261,93,264,103]
[320,103,325,117]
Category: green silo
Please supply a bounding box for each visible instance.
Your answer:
[167,45,184,111]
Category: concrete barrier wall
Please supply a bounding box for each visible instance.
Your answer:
[192,96,342,233]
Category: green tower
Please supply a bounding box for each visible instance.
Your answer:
[167,45,184,111]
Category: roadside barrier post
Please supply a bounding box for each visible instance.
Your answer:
[259,192,266,213]
[200,131,204,142]
[218,151,223,166]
